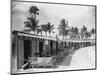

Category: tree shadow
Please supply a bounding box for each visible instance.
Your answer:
[55,49,76,67]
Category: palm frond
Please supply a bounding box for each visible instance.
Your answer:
[22,29,33,32]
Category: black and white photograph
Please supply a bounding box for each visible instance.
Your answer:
[11,0,96,74]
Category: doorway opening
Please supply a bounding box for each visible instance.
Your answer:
[24,40,31,64]
[39,41,43,57]
[50,41,53,55]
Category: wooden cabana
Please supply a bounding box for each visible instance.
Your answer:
[12,31,59,70]
[12,30,95,72]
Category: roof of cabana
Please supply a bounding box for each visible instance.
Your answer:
[12,30,95,43]
[13,30,57,41]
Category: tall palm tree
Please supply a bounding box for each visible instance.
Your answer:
[69,27,76,39]
[91,28,95,34]
[85,31,91,39]
[81,26,87,39]
[37,26,43,36]
[46,22,55,37]
[24,6,39,35]
[65,29,69,39]
[74,27,79,39]
[41,24,48,37]
[29,6,39,21]
[24,16,39,34]
[58,19,68,39]
[81,26,87,33]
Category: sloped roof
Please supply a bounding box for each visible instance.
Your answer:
[13,30,57,41]
[12,30,95,43]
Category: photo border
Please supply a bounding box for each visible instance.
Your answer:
[10,0,97,74]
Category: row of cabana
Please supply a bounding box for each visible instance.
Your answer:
[12,30,95,71]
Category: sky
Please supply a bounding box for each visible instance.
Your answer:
[12,1,96,36]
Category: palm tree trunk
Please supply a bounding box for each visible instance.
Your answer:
[48,31,51,37]
[41,31,42,36]
[34,30,37,35]
[45,32,47,37]
[50,32,51,37]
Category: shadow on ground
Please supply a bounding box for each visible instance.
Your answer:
[55,49,76,67]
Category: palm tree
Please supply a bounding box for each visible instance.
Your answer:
[85,31,91,39]
[65,29,69,39]
[24,16,39,34]
[74,27,79,39]
[81,26,87,39]
[37,26,42,36]
[24,6,39,35]
[91,28,95,34]
[46,22,55,37]
[41,24,48,37]
[69,27,79,39]
[82,26,87,32]
[58,19,69,39]
[29,6,39,21]
[69,27,76,39]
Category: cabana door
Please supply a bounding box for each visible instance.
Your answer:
[24,40,31,64]
[39,41,43,57]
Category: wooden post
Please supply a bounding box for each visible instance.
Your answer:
[56,41,58,55]
[17,38,24,69]
[31,38,36,57]
[53,41,56,55]
[48,40,51,56]
[12,34,18,72]
[36,39,39,53]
